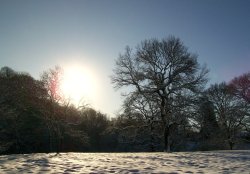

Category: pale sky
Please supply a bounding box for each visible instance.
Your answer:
[0,0,249,117]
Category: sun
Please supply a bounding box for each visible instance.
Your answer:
[61,64,96,105]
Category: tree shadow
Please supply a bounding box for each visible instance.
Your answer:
[0,154,52,173]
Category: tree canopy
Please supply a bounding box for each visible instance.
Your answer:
[111,36,208,151]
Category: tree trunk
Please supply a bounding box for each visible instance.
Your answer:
[229,140,234,150]
[150,123,155,152]
[48,131,52,153]
[164,126,171,152]
[164,123,178,152]
[55,124,61,154]
[46,123,53,153]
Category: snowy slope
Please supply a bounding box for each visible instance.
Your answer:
[0,151,249,173]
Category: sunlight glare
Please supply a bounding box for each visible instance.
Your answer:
[61,64,96,106]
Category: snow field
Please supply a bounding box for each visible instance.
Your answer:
[0,151,249,174]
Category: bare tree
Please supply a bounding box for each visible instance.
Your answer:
[229,73,250,133]
[111,36,208,152]
[40,66,64,153]
[206,83,248,149]
[121,92,162,151]
[41,66,63,103]
[229,72,250,104]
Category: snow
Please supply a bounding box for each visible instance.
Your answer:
[0,151,249,173]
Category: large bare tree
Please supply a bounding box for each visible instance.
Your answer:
[111,36,208,152]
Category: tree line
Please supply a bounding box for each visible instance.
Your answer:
[0,36,249,154]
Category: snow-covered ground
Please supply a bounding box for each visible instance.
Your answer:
[0,151,249,173]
